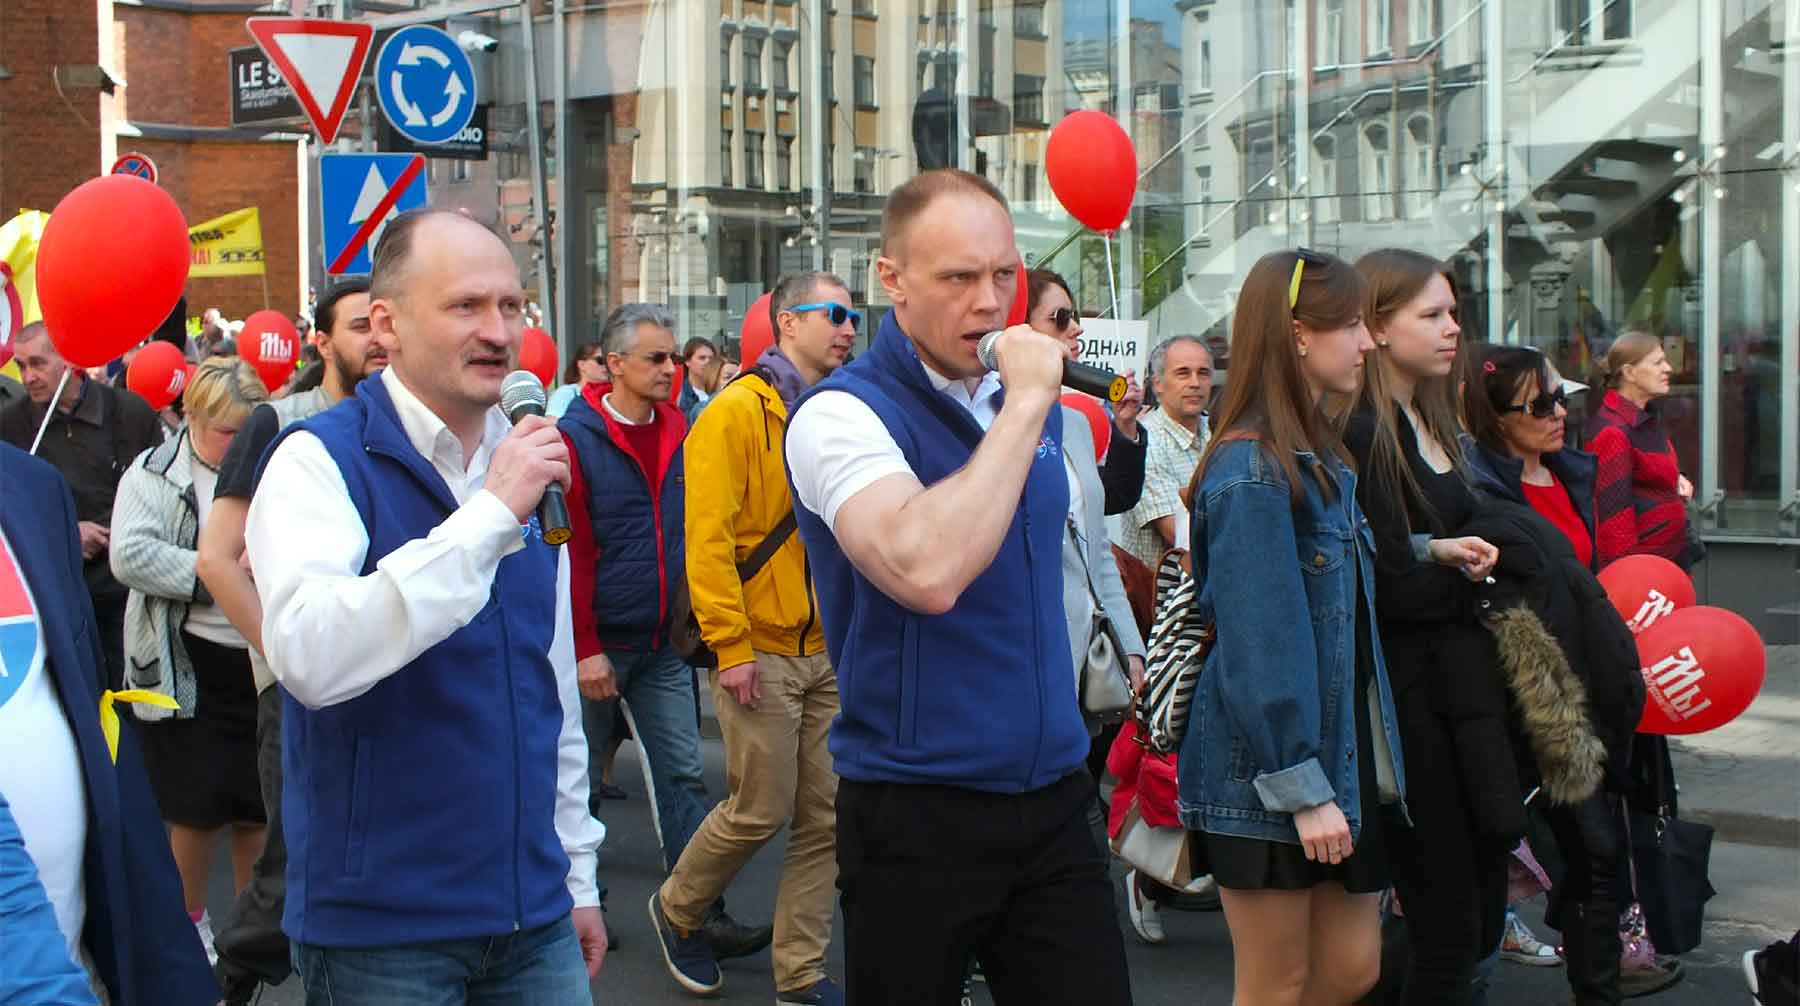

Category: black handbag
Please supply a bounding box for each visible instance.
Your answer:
[1625,743,1715,955]
[668,511,798,669]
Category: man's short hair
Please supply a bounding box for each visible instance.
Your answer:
[369,208,490,302]
[14,321,48,350]
[602,303,678,357]
[315,278,372,337]
[880,169,1009,257]
[1147,334,1210,381]
[768,271,849,333]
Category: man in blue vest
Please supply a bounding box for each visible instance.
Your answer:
[244,208,608,1002]
[783,169,1132,1004]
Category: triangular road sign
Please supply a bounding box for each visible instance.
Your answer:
[245,17,373,145]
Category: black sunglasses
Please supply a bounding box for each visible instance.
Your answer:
[616,350,675,366]
[1501,386,1567,419]
[1047,307,1077,331]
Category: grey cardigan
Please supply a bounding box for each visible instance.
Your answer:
[1060,406,1147,701]
[110,428,209,719]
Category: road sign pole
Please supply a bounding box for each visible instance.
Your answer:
[519,0,557,335]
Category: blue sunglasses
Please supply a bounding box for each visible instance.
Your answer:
[786,302,861,330]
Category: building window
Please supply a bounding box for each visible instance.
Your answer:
[824,46,835,100]
[1409,0,1432,43]
[777,135,793,191]
[1015,3,1047,37]
[1555,0,1633,44]
[1369,0,1391,53]
[773,40,791,90]
[1199,39,1213,91]
[722,128,734,187]
[1363,124,1391,220]
[743,34,763,89]
[1022,161,1038,204]
[1317,0,1344,67]
[1405,115,1435,217]
[721,31,733,87]
[1015,73,1045,123]
[854,55,876,107]
[746,130,765,188]
[451,159,470,182]
[1314,138,1338,223]
[854,146,876,193]
[854,0,874,14]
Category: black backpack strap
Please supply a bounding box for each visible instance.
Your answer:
[735,510,798,582]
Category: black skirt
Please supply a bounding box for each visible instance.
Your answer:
[138,631,266,829]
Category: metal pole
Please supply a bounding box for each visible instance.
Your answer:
[519,0,557,334]
[1484,0,1507,344]
[1113,0,1136,318]
[1698,0,1723,524]
[956,0,974,173]
[1779,0,1799,530]
[809,0,829,270]
[553,0,571,353]
[1293,0,1311,245]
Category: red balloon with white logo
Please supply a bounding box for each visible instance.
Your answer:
[239,310,300,392]
[1598,555,1697,634]
[125,340,188,410]
[1634,605,1765,735]
[518,326,558,388]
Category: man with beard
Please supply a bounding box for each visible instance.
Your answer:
[194,278,384,1004]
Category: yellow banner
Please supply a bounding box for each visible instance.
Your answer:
[189,207,265,278]
[1,209,47,377]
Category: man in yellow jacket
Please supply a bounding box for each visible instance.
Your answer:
[652,272,857,1006]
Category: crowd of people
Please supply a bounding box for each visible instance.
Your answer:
[0,167,1794,1006]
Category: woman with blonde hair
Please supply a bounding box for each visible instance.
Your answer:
[110,357,270,962]
[1584,330,1701,570]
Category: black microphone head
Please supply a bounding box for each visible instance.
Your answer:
[976,331,1004,372]
[500,369,548,422]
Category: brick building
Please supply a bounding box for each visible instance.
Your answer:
[0,0,307,324]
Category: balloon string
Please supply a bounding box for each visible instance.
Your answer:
[1102,229,1123,322]
[29,370,71,456]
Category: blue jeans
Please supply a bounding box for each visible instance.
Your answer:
[582,645,711,872]
[291,916,589,1005]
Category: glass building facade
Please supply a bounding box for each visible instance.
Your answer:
[331,0,1797,617]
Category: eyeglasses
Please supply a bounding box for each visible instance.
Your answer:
[1501,386,1567,419]
[787,302,862,330]
[618,351,675,366]
[1289,248,1330,308]
[1047,307,1077,332]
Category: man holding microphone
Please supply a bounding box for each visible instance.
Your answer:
[245,208,606,1002]
[784,169,1131,1004]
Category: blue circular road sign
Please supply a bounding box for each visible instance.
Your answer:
[375,25,476,146]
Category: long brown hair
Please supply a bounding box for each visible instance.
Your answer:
[1193,248,1365,506]
[1350,248,1465,535]
[1463,343,1555,457]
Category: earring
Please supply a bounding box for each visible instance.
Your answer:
[1377,340,1390,348]
[1298,345,1309,357]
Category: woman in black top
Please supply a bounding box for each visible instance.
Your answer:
[1344,249,1512,1006]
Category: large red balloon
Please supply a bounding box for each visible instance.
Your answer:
[125,341,188,410]
[739,292,775,366]
[37,175,189,368]
[239,310,300,392]
[1060,392,1112,463]
[1005,253,1029,327]
[1045,111,1139,234]
[519,326,558,387]
[1598,555,1696,634]
[1635,605,1766,735]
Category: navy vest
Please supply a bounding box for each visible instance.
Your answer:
[264,375,571,946]
[791,314,1087,793]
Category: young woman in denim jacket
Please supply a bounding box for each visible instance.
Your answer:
[1180,249,1408,1006]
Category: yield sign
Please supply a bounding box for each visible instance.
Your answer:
[244,17,372,144]
[320,153,427,275]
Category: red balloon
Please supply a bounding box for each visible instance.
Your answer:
[239,310,300,392]
[1060,392,1112,463]
[1045,111,1138,233]
[739,292,775,366]
[37,175,189,368]
[1598,555,1696,634]
[1635,605,1766,735]
[125,341,188,410]
[1005,253,1029,328]
[519,326,558,387]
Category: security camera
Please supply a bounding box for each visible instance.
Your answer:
[457,30,500,53]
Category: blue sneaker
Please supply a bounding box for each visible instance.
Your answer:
[776,976,844,1006]
[649,892,722,996]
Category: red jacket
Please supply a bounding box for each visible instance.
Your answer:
[1583,390,1694,569]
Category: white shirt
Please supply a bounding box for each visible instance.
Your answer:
[244,367,604,907]
[787,365,1003,531]
[0,528,89,972]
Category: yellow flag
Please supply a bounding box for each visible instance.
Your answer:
[189,207,266,278]
[1,209,48,375]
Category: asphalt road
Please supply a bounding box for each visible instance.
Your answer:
[210,730,1795,1005]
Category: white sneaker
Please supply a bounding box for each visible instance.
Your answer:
[194,910,218,966]
[1124,870,1165,945]
[1499,911,1561,967]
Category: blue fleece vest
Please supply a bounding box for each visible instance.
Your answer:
[558,392,686,652]
[791,314,1087,793]
[264,375,571,947]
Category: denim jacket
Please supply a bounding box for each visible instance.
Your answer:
[1177,439,1406,844]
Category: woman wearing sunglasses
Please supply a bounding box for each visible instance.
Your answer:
[1181,249,1405,1006]
[1458,344,1651,1006]
[1584,330,1702,571]
[1025,269,1148,515]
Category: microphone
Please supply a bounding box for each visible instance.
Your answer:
[499,370,574,547]
[976,331,1128,403]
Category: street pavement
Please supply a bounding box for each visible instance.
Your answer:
[212,649,1799,1004]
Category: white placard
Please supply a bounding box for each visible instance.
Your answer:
[1075,318,1151,381]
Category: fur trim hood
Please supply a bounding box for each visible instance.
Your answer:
[1485,604,1607,805]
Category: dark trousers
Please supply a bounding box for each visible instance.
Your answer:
[91,590,127,692]
[837,770,1131,1006]
[1545,792,1625,1006]
[214,685,291,985]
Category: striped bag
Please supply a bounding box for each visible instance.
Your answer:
[1133,549,1215,755]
